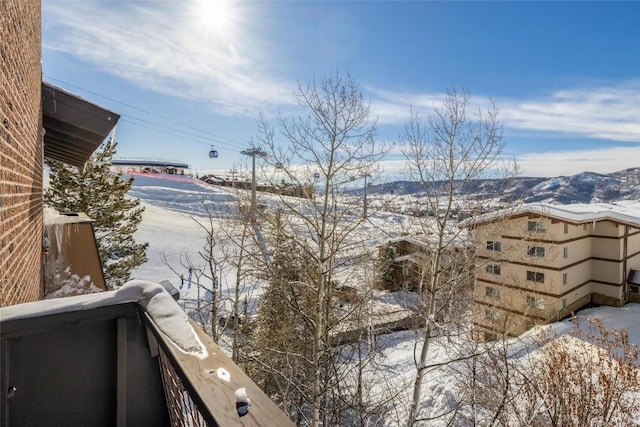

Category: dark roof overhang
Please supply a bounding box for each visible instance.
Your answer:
[42,82,120,167]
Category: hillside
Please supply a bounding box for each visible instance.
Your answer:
[365,166,640,204]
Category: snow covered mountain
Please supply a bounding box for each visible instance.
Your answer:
[366,167,640,204]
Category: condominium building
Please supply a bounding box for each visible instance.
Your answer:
[464,202,640,341]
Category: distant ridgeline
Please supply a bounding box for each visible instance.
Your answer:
[358,167,640,205]
[111,158,190,175]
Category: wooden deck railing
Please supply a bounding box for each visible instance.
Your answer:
[142,309,294,426]
[0,288,293,427]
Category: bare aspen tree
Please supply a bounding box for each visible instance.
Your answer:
[254,72,387,426]
[218,218,254,363]
[526,319,640,426]
[191,207,224,342]
[400,86,517,426]
[160,208,224,342]
[161,190,260,363]
[457,318,640,426]
[449,331,538,426]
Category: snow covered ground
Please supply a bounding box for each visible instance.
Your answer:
[129,173,640,425]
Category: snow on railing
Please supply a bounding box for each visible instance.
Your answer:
[1,280,207,358]
[1,281,294,426]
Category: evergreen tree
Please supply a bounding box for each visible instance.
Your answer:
[374,242,397,291]
[251,211,319,421]
[45,140,148,289]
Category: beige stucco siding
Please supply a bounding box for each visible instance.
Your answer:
[563,261,592,289]
[591,236,623,260]
[562,283,593,305]
[505,264,555,293]
[629,251,640,270]
[562,238,592,266]
[627,230,640,257]
[562,221,593,239]
[593,221,624,237]
[591,259,623,284]
[591,281,624,300]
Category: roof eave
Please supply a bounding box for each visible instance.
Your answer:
[42,82,120,167]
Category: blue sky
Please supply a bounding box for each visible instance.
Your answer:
[42,1,639,179]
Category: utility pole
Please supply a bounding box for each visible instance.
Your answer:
[241,148,266,223]
[361,173,372,219]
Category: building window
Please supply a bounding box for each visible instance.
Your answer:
[562,298,567,310]
[564,223,568,234]
[486,264,501,275]
[485,286,501,299]
[485,309,500,321]
[563,272,567,285]
[527,295,544,309]
[486,240,501,251]
[583,224,587,230]
[527,271,545,283]
[563,247,568,259]
[527,246,545,257]
[525,318,537,329]
[528,221,546,232]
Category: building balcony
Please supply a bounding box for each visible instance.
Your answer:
[0,281,292,427]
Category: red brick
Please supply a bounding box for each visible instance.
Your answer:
[0,0,43,306]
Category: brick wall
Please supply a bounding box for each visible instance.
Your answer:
[0,0,43,306]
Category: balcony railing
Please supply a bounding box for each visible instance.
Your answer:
[0,281,292,427]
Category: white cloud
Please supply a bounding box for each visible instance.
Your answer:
[370,145,639,181]
[500,81,640,143]
[367,81,640,143]
[367,83,640,179]
[366,87,445,125]
[516,146,640,177]
[43,1,295,116]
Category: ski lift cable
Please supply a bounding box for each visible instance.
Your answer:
[43,75,247,148]
[44,76,286,164]
[44,75,242,145]
[120,119,241,155]
[119,113,240,150]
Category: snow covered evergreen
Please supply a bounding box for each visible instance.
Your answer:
[45,140,148,289]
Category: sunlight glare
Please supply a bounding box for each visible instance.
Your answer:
[196,0,234,36]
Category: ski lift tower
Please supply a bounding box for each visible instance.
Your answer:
[241,147,267,223]
[241,147,270,263]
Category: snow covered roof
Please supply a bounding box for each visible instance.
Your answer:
[460,201,640,228]
[44,207,95,225]
[386,235,432,249]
